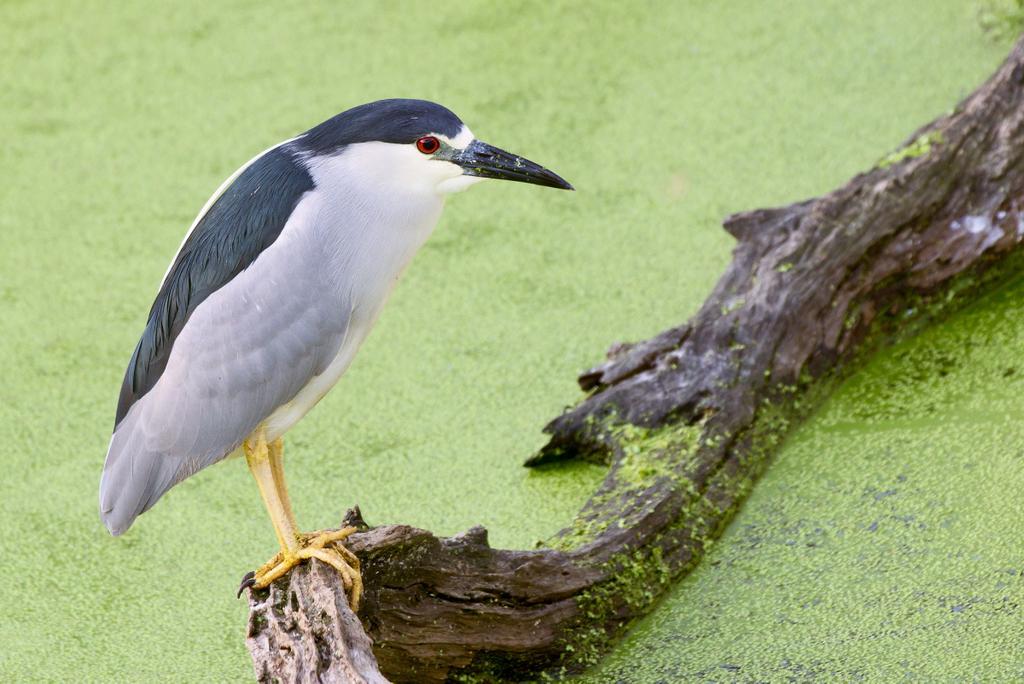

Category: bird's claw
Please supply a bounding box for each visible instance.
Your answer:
[237,570,257,598]
[237,527,362,610]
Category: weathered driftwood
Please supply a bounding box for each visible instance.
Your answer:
[246,549,388,684]
[246,37,1024,683]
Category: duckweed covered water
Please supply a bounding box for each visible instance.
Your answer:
[0,1,1012,680]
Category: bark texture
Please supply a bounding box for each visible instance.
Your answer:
[247,551,388,684]
[247,37,1024,683]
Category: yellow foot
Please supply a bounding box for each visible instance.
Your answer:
[238,527,362,611]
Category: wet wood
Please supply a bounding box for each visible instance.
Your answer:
[245,37,1024,683]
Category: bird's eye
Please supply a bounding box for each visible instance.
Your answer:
[416,136,441,155]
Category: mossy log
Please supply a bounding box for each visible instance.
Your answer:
[246,36,1024,683]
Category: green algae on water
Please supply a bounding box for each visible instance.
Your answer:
[0,1,1012,681]
[876,130,946,169]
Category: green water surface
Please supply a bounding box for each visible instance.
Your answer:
[0,1,1014,681]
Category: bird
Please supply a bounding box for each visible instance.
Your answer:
[99,99,572,608]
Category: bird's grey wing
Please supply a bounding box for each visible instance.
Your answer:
[100,142,350,535]
[114,142,314,426]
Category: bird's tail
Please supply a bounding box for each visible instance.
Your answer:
[99,412,182,536]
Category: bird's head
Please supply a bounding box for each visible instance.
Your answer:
[298,99,573,197]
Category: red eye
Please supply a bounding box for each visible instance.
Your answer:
[416,136,440,154]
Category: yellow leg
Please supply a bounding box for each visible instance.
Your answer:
[244,430,299,553]
[241,428,362,611]
[268,437,297,531]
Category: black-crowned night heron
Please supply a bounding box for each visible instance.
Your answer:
[99,99,572,608]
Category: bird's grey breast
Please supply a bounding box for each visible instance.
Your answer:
[256,149,447,438]
[302,148,444,329]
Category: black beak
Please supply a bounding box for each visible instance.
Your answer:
[452,140,573,190]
